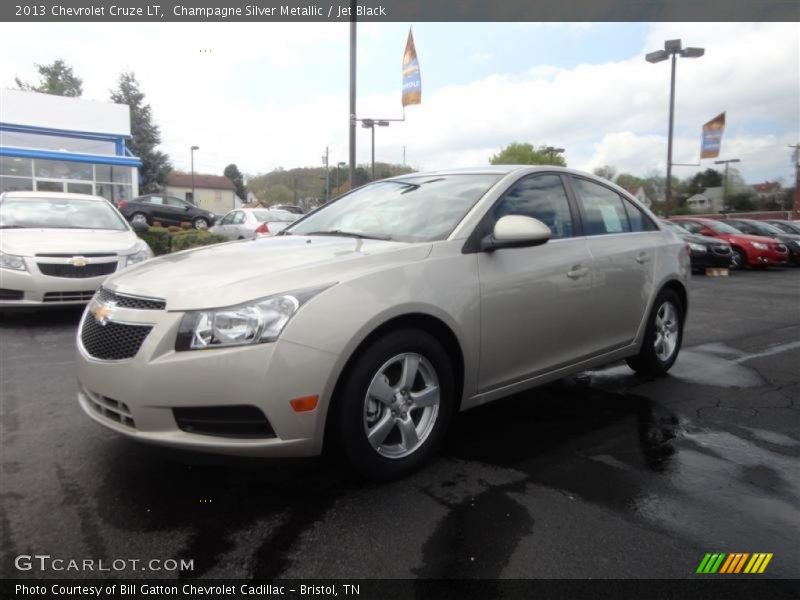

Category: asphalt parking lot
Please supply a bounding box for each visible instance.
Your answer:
[1,269,798,581]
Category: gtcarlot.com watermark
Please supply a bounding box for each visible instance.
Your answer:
[14,554,194,573]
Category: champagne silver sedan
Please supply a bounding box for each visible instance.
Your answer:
[76,166,690,480]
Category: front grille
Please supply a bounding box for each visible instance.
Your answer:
[38,262,117,278]
[173,406,276,439]
[95,287,166,310]
[85,390,136,429]
[43,291,96,303]
[80,317,152,360]
[0,288,24,301]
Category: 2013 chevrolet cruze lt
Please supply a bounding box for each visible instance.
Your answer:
[76,166,689,479]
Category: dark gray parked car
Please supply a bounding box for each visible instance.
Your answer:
[119,194,217,229]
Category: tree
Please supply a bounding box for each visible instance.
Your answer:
[223,164,247,199]
[683,168,723,196]
[110,72,171,194]
[593,165,617,181]
[489,142,567,167]
[615,173,646,191]
[15,59,83,97]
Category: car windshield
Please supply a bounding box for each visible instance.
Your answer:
[254,210,297,223]
[736,221,782,236]
[0,196,128,231]
[285,174,502,242]
[709,221,743,234]
[661,220,689,233]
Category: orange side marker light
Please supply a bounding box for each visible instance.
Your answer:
[290,395,319,412]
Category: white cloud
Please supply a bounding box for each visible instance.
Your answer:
[0,22,796,185]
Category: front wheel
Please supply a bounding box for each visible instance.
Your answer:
[331,329,455,481]
[193,217,209,230]
[626,289,684,376]
[730,248,747,270]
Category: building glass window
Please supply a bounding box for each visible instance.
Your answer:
[0,176,34,193]
[1,156,33,178]
[95,164,132,185]
[34,159,93,181]
[0,130,116,155]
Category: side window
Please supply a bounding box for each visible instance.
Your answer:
[166,197,186,208]
[492,174,574,239]
[232,212,246,224]
[219,212,235,225]
[623,198,657,232]
[572,178,630,236]
[732,222,752,234]
[148,196,164,205]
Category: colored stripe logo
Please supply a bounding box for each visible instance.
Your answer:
[696,553,773,574]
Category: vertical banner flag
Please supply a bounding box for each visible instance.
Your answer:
[700,112,726,159]
[402,28,422,107]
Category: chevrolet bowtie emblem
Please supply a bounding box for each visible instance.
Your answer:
[69,256,88,267]
[92,302,115,326]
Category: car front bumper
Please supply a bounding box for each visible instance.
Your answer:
[76,306,339,457]
[0,262,119,307]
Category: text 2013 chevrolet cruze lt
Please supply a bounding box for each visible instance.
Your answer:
[76,167,689,480]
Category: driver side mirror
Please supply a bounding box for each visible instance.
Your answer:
[481,215,551,252]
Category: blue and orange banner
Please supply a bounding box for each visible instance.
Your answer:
[696,552,773,574]
[402,28,421,107]
[700,112,726,159]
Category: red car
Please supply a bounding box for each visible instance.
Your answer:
[670,217,788,269]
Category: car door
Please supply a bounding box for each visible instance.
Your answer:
[476,173,595,392]
[164,196,192,225]
[568,176,659,352]
[213,211,237,239]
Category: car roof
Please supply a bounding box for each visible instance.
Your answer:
[0,190,108,203]
[383,165,580,180]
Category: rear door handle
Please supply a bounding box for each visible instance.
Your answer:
[636,252,650,264]
[567,265,589,279]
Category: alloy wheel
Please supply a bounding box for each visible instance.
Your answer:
[362,353,440,459]
[653,301,679,362]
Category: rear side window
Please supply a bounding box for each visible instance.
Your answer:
[572,178,630,235]
[623,199,657,232]
[493,174,574,239]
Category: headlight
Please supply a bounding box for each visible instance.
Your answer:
[688,243,707,253]
[125,243,154,267]
[751,242,768,250]
[175,285,333,351]
[0,251,27,271]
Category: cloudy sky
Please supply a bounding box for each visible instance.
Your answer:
[1,22,797,184]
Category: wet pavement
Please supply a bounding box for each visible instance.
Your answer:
[1,269,798,581]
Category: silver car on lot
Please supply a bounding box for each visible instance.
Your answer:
[210,208,299,240]
[76,167,689,479]
[0,191,153,307]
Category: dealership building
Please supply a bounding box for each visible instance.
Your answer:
[0,88,141,203]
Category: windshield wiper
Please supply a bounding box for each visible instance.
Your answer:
[304,230,392,241]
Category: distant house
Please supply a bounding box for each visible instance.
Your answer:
[752,181,781,203]
[625,186,652,208]
[164,172,236,214]
[686,186,725,213]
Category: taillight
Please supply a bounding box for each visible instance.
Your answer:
[255,222,270,235]
[118,200,127,209]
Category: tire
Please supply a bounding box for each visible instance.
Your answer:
[626,288,684,376]
[193,217,209,230]
[730,248,747,270]
[130,212,149,227]
[331,329,455,481]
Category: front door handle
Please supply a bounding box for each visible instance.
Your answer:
[567,265,590,279]
[636,252,650,264]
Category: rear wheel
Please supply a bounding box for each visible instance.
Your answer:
[626,289,684,376]
[730,248,747,270]
[331,329,454,480]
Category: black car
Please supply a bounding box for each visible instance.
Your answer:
[119,194,217,229]
[765,219,800,235]
[660,220,732,272]
[725,218,800,265]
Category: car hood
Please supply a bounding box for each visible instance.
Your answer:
[1,228,141,256]
[104,235,433,310]
[715,232,781,245]
[680,232,729,246]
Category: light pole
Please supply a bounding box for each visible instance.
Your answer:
[190,145,199,204]
[715,158,741,211]
[321,146,330,202]
[646,39,704,208]
[348,2,356,189]
[361,118,390,180]
[543,146,565,164]
[336,161,346,193]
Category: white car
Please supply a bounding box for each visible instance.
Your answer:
[76,167,689,480]
[0,191,153,307]
[210,208,299,240]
